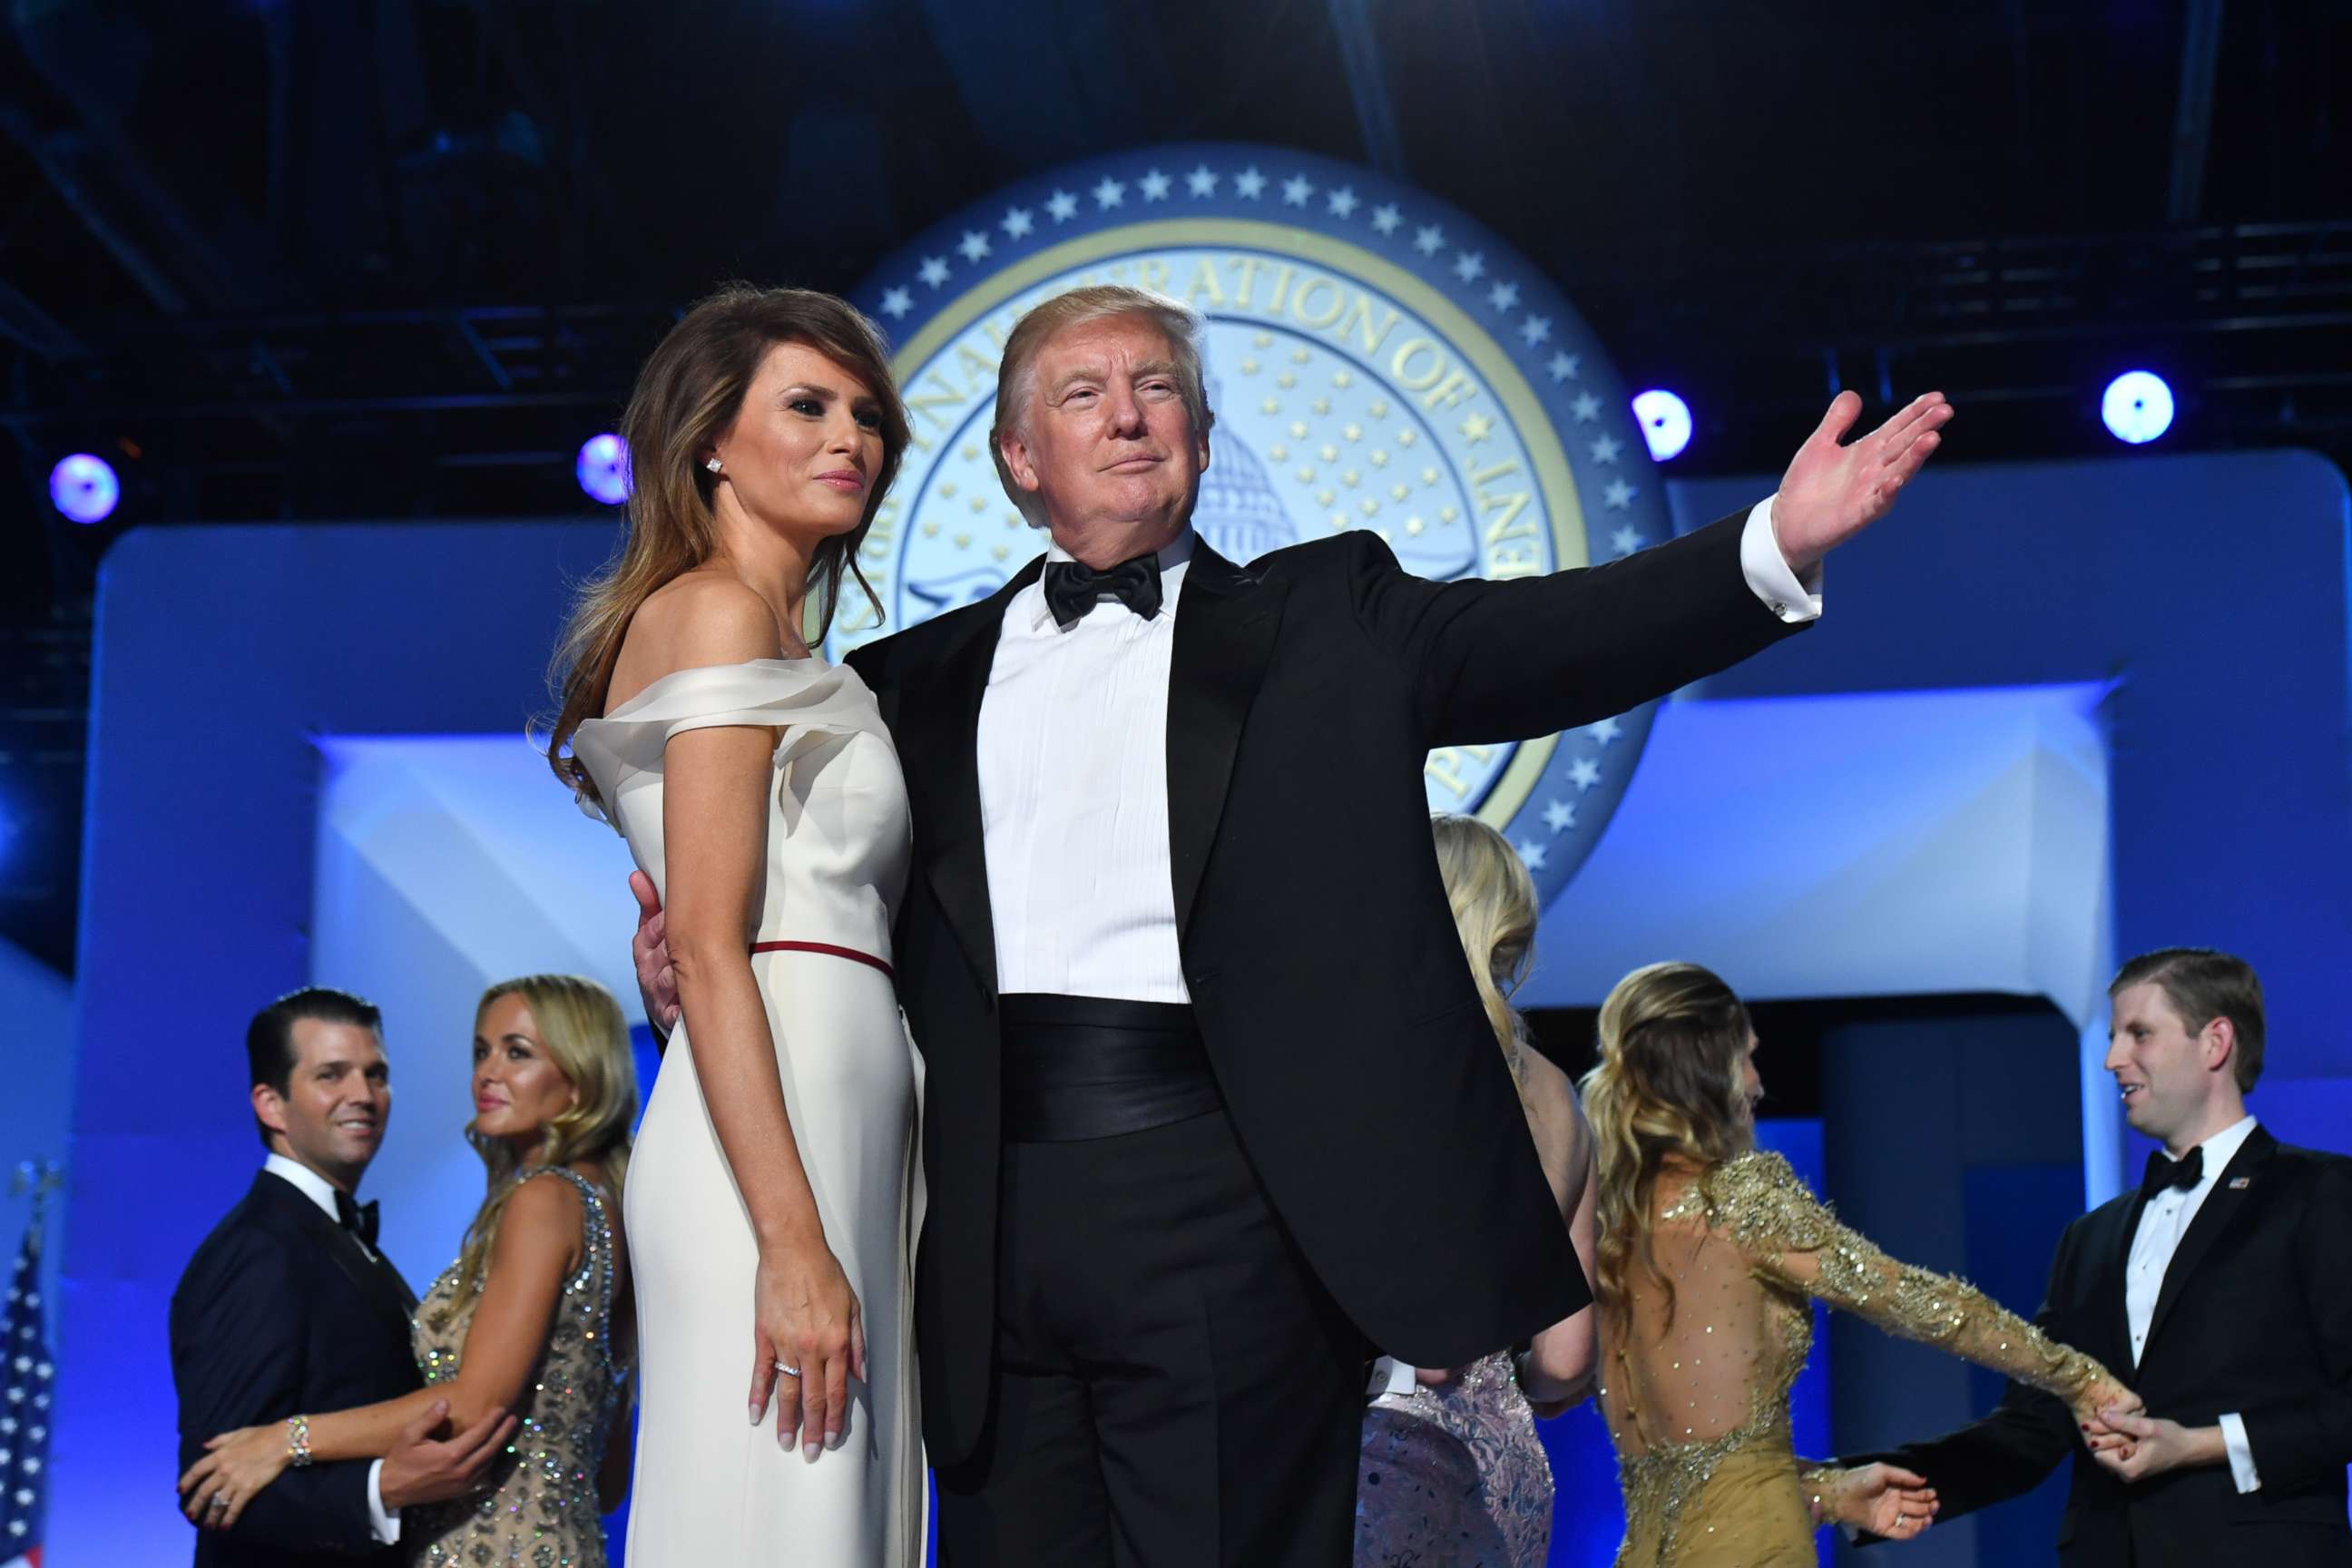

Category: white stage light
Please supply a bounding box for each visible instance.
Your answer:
[2101,371,2175,446]
[575,433,631,505]
[1632,390,1691,461]
[49,453,121,524]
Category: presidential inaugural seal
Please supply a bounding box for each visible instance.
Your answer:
[836,143,1676,904]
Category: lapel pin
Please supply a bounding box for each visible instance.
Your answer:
[2228,1176,2251,1190]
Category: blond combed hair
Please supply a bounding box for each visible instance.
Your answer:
[988,284,1214,528]
[430,975,638,1331]
[1431,814,1540,1086]
[1578,962,1754,1335]
[544,284,910,807]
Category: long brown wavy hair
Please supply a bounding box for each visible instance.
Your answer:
[429,975,638,1331]
[1578,962,1754,1334]
[1431,813,1540,1088]
[544,284,911,805]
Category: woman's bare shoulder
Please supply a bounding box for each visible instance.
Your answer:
[608,571,786,710]
[507,1167,588,1228]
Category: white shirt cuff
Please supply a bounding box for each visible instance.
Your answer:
[1739,495,1822,623]
[2218,1413,2260,1493]
[1367,1355,1417,1397]
[367,1458,402,1544]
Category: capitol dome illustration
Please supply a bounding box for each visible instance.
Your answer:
[1194,377,1298,565]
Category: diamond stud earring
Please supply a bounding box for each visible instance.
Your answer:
[705,457,722,474]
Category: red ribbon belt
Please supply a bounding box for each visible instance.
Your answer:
[750,940,895,981]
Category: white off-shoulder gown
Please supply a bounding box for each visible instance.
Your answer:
[572,658,925,1565]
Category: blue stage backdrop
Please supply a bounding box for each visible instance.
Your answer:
[0,936,73,1308]
[52,448,2351,1565]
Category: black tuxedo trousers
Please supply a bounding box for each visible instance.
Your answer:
[170,1171,421,1568]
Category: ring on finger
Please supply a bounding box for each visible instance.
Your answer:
[775,1360,800,1377]
[208,1493,230,1512]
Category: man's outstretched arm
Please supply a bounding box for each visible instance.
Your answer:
[1355,392,1952,747]
[1844,1377,2080,1534]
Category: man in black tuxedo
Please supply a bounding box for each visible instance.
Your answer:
[1852,948,2352,1565]
[170,987,511,1564]
[635,284,1949,1563]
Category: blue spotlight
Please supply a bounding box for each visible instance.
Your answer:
[1631,389,1692,461]
[49,453,121,524]
[575,433,631,505]
[2101,371,2174,446]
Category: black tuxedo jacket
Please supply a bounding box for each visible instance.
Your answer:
[169,1171,422,1567]
[1858,1127,2352,1566]
[847,512,1800,1465]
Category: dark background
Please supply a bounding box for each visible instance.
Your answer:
[6,0,2349,975]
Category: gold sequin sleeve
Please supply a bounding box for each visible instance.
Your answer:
[1699,1151,2116,1405]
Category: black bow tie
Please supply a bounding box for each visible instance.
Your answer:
[334,1189,381,1247]
[2140,1145,2203,1203]
[1044,553,1163,629]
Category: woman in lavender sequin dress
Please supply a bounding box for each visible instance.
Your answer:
[1354,817,1602,1568]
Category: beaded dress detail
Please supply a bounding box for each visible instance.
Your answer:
[408,1167,629,1568]
[1356,1349,1553,1566]
[1599,1151,2113,1567]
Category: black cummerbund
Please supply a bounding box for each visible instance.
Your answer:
[999,993,1223,1142]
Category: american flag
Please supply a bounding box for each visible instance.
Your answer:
[0,1173,55,1568]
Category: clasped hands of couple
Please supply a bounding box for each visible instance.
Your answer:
[1827,1371,2193,1544]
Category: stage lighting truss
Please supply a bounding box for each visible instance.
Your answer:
[4,222,2349,520]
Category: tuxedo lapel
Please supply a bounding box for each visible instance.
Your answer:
[2143,1125,2277,1357]
[903,560,1044,999]
[256,1172,417,1338]
[1166,543,1287,936]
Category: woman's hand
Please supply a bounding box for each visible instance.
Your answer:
[2072,1373,2141,1437]
[178,1424,292,1530]
[1808,1463,1939,1540]
[746,1237,867,1461]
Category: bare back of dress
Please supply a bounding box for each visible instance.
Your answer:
[1596,1151,2112,1567]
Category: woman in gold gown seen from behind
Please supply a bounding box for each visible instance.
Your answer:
[1581,963,2138,1566]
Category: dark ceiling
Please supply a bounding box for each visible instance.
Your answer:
[3,0,2347,972]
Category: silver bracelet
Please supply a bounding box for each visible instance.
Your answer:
[286,1414,314,1469]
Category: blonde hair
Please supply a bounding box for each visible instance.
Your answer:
[430,975,638,1330]
[1431,813,1540,1084]
[545,284,911,806]
[989,285,1214,528]
[1578,962,1753,1334]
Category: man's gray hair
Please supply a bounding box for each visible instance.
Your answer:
[990,285,1216,528]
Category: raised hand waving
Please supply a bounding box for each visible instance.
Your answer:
[1770,390,1953,573]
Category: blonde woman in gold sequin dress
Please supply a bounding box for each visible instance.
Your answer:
[180,975,639,1567]
[1580,962,2138,1566]
[1355,816,1600,1568]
